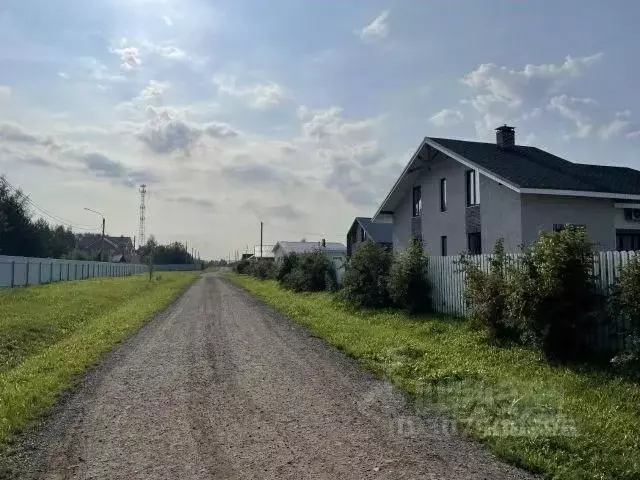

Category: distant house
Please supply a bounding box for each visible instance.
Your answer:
[254,244,275,259]
[372,125,640,255]
[346,217,392,256]
[272,240,347,279]
[75,234,135,262]
[272,240,346,263]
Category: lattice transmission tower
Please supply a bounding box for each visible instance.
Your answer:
[139,184,147,247]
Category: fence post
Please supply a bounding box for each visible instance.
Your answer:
[50,262,53,283]
[25,262,29,286]
[38,262,42,284]
[10,261,14,288]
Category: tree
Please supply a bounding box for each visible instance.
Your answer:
[387,239,431,314]
[341,241,393,308]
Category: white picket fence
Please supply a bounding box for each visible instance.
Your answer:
[428,251,638,352]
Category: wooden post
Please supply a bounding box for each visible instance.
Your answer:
[10,261,14,288]
[25,262,29,286]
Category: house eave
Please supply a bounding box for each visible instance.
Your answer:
[372,137,520,223]
[521,188,640,201]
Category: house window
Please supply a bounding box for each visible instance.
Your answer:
[466,170,478,206]
[468,232,481,254]
[441,236,448,256]
[412,186,422,217]
[440,178,447,212]
[616,230,640,251]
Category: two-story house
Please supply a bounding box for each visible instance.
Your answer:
[372,126,640,255]
[346,217,393,257]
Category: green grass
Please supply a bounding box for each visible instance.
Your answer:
[229,274,640,480]
[0,272,197,456]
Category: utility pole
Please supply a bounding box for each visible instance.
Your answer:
[260,221,263,258]
[101,217,105,261]
[84,208,105,261]
[139,185,147,247]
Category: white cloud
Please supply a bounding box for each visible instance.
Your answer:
[298,106,378,140]
[163,15,173,26]
[58,72,70,80]
[598,119,632,140]
[616,109,632,118]
[138,80,171,106]
[119,47,141,71]
[430,109,464,127]
[547,95,594,138]
[139,38,189,61]
[627,130,640,139]
[213,75,285,109]
[135,107,239,155]
[460,53,603,137]
[359,11,389,41]
[0,85,10,102]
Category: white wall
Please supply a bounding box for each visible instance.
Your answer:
[521,194,616,250]
[480,175,523,252]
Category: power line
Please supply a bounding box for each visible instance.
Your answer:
[0,175,102,231]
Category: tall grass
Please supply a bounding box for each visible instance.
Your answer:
[230,274,640,480]
[0,272,197,466]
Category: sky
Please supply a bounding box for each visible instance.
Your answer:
[1,0,639,259]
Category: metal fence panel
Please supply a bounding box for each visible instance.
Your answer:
[0,255,149,288]
[427,251,639,353]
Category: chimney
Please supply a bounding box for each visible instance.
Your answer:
[321,238,326,248]
[496,125,515,149]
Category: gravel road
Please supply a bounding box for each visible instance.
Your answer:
[17,274,535,479]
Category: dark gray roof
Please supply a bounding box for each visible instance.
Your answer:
[355,217,392,243]
[429,137,640,195]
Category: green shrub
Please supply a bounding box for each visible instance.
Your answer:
[234,258,251,274]
[341,240,392,308]
[610,256,640,370]
[281,251,334,292]
[276,252,299,283]
[461,239,516,341]
[248,259,276,280]
[506,226,598,359]
[387,239,431,314]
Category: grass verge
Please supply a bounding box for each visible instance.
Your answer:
[0,272,197,461]
[229,274,640,480]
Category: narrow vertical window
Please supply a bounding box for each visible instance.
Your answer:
[468,233,482,254]
[466,170,478,206]
[440,178,447,212]
[412,186,422,217]
[441,236,448,256]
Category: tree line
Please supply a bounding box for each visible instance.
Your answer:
[0,176,76,258]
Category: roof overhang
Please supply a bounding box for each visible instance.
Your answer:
[372,137,640,223]
[520,188,640,201]
[372,138,519,222]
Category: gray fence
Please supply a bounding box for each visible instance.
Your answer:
[429,250,638,353]
[0,255,148,288]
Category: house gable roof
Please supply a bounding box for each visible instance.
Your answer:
[353,217,392,243]
[429,137,640,194]
[373,136,640,220]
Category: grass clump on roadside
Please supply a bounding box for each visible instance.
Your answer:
[229,274,640,480]
[0,272,197,460]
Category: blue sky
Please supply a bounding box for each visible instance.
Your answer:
[1,0,639,258]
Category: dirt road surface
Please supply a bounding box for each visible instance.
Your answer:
[17,275,534,479]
